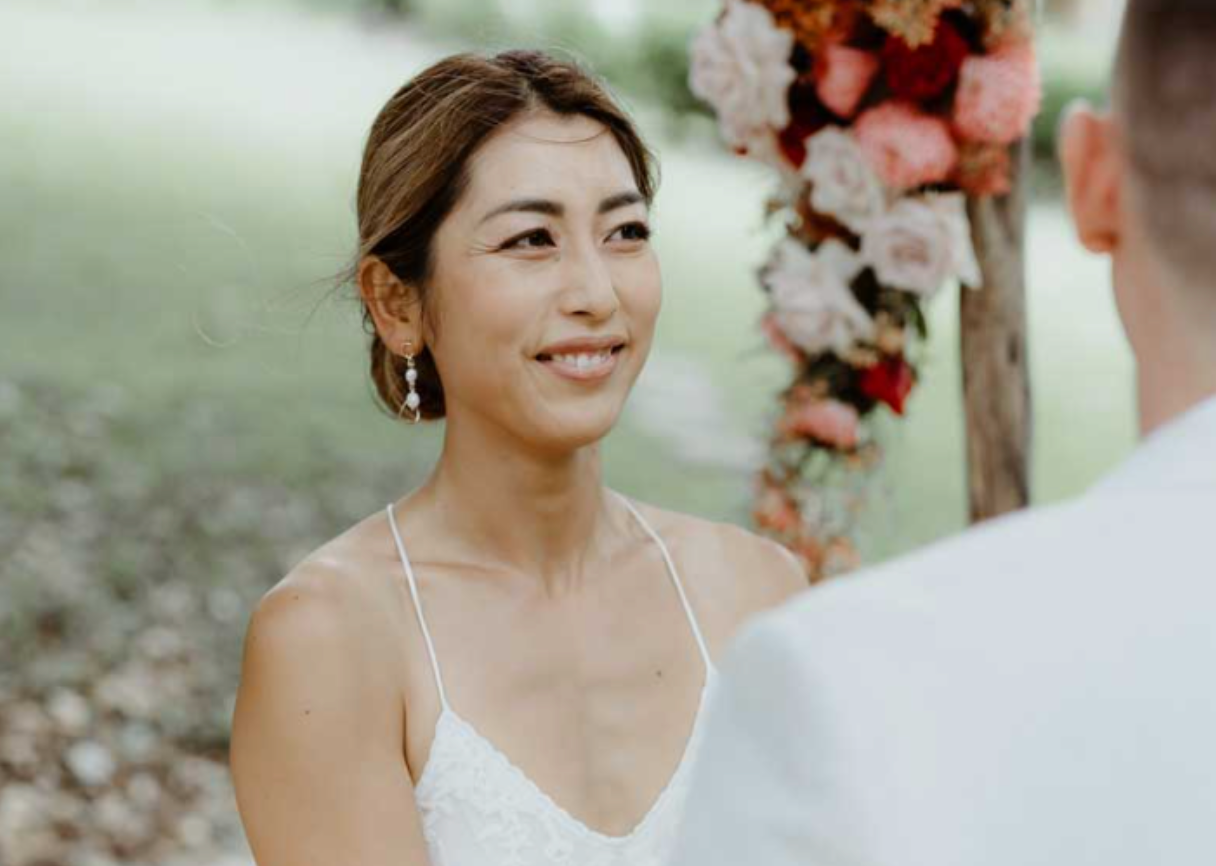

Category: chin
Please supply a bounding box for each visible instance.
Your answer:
[532,402,624,453]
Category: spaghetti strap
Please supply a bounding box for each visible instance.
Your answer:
[385,502,450,711]
[612,491,714,675]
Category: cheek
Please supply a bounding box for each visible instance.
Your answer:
[616,254,663,335]
[430,269,539,393]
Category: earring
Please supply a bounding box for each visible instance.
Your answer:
[398,340,421,424]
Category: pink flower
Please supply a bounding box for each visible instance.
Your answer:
[953,46,1042,146]
[855,102,959,191]
[780,396,862,450]
[760,313,804,363]
[815,44,880,119]
[754,478,801,535]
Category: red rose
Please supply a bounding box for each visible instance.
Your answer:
[881,18,970,103]
[859,356,916,415]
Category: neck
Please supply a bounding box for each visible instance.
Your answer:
[1136,330,1216,437]
[417,409,612,594]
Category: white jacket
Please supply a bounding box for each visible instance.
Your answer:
[671,396,1216,866]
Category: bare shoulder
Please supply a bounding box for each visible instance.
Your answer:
[623,497,809,643]
[236,524,403,713]
[248,521,379,638]
[230,517,430,863]
[234,509,411,733]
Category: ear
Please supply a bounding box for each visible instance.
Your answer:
[357,256,425,354]
[1059,101,1123,255]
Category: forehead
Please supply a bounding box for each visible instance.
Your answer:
[461,112,640,208]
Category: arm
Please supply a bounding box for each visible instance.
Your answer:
[229,564,432,866]
[670,615,874,866]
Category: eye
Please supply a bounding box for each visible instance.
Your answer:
[608,222,652,244]
[503,228,556,250]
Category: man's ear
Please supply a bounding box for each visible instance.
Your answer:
[357,256,424,353]
[1059,101,1123,255]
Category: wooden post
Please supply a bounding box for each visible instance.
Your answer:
[960,137,1033,523]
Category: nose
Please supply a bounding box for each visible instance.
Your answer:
[558,239,619,321]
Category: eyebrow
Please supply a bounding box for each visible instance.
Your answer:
[478,191,646,225]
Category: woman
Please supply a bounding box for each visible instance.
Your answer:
[229,49,806,866]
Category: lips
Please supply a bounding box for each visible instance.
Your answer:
[535,335,627,361]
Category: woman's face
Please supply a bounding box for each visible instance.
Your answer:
[425,111,662,453]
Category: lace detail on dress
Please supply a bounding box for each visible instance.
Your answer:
[414,672,717,866]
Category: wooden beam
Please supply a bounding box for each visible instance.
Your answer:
[960,137,1033,522]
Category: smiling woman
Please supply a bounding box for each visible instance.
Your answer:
[228,49,807,866]
[349,50,659,429]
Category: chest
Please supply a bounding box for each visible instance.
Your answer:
[400,567,710,840]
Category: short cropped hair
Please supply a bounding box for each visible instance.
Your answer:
[1115,0,1216,305]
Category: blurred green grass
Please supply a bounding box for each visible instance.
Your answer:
[1,0,1135,566]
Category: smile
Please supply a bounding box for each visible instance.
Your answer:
[535,343,626,382]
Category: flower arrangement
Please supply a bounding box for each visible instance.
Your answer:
[689,0,1040,580]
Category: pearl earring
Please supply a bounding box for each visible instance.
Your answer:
[398,340,421,424]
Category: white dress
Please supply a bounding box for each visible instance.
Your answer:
[385,492,718,866]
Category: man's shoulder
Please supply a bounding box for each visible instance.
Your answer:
[739,496,1099,657]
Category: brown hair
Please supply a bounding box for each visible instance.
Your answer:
[1115,0,1216,304]
[344,49,658,422]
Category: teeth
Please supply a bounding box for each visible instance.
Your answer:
[551,351,612,369]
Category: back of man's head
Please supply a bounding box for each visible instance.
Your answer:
[1115,0,1216,308]
[1061,0,1216,434]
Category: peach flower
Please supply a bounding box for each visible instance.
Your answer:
[760,313,804,363]
[953,45,1042,146]
[855,102,959,191]
[815,44,880,119]
[754,480,801,535]
[780,396,862,450]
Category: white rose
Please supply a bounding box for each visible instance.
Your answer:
[927,192,982,289]
[689,0,796,148]
[861,198,955,297]
[764,238,875,357]
[802,127,887,234]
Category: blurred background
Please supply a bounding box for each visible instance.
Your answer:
[0,0,1124,863]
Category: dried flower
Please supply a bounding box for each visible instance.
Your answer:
[975,0,1035,50]
[690,0,797,148]
[751,0,856,50]
[953,45,1042,145]
[855,101,959,190]
[868,0,963,49]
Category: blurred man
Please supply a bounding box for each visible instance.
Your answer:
[671,1,1216,863]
